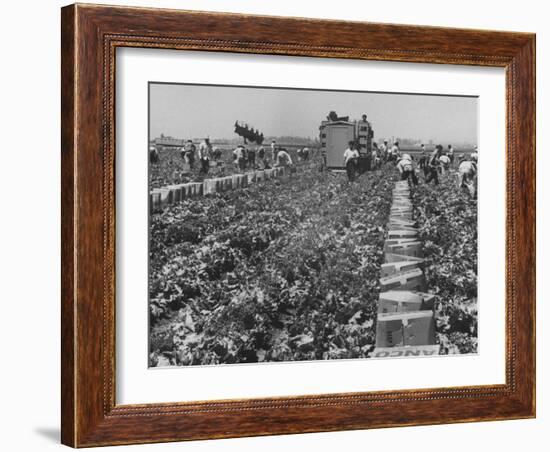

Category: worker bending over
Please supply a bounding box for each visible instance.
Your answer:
[457,158,477,197]
[439,154,451,174]
[150,146,159,164]
[396,153,418,186]
[275,148,293,168]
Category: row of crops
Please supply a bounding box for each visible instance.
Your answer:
[149,166,394,366]
[413,173,478,354]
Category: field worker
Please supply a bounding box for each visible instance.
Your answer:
[343,141,360,182]
[425,144,443,185]
[302,147,310,161]
[471,146,479,163]
[257,145,267,169]
[418,144,428,170]
[233,145,247,171]
[389,141,401,162]
[212,146,222,161]
[149,145,159,164]
[198,138,212,175]
[380,140,389,163]
[439,154,451,173]
[447,144,455,165]
[396,154,418,186]
[386,141,395,162]
[231,145,240,167]
[321,148,327,169]
[275,147,293,168]
[270,140,277,163]
[183,140,195,169]
[247,146,256,169]
[458,159,477,197]
[371,143,381,170]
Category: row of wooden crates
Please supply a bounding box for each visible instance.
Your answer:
[371,180,439,359]
[149,162,320,213]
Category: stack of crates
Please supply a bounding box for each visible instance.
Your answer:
[372,180,440,359]
[356,117,374,154]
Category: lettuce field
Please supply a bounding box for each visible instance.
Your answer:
[149,164,478,366]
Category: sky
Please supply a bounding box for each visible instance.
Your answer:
[149,83,478,144]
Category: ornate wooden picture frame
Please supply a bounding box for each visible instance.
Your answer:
[61,3,535,447]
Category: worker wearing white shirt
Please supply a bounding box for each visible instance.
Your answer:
[390,142,401,162]
[396,154,418,186]
[275,148,293,167]
[471,146,479,163]
[198,139,212,174]
[379,140,388,162]
[270,140,277,163]
[439,154,451,173]
[458,159,477,197]
[343,141,360,182]
[447,144,455,164]
[233,145,247,171]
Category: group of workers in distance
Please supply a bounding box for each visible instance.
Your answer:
[343,139,479,196]
[232,140,300,172]
[178,138,222,175]
[150,138,308,177]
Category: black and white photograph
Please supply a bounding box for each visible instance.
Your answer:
[148,83,479,367]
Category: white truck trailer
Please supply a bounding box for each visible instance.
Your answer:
[319,114,374,169]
